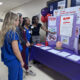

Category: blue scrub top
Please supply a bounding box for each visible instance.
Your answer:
[24,27,31,42]
[1,30,23,63]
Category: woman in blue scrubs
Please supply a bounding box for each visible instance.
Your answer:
[22,17,36,76]
[22,17,31,66]
[0,12,24,80]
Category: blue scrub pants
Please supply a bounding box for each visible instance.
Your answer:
[5,59,23,80]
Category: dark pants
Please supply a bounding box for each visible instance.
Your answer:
[21,46,28,70]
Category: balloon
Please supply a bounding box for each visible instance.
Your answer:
[45,13,51,22]
[41,16,46,23]
[41,7,49,16]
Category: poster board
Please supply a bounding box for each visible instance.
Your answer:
[47,6,80,54]
[57,15,76,51]
[47,16,58,45]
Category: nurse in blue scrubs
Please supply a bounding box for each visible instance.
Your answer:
[22,17,31,65]
[0,12,24,80]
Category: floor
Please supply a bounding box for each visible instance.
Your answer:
[0,50,70,80]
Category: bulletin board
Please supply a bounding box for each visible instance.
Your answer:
[57,14,77,51]
[48,6,80,54]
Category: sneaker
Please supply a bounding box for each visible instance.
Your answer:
[28,64,32,67]
[26,70,36,76]
[23,72,26,78]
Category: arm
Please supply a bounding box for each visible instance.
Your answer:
[12,40,24,67]
[41,25,48,32]
[41,25,56,34]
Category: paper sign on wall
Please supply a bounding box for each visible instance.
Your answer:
[61,36,69,45]
[48,17,56,26]
[54,6,80,17]
[47,27,57,41]
[60,15,74,37]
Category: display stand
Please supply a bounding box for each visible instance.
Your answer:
[48,6,80,54]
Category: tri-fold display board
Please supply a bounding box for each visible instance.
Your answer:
[47,6,80,54]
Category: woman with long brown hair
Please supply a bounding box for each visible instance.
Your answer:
[0,12,24,80]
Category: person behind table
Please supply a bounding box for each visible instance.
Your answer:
[22,17,36,76]
[0,12,24,80]
[31,16,52,44]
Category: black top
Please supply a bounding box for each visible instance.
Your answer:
[32,23,42,36]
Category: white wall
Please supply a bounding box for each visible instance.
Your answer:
[12,0,48,19]
[12,0,49,42]
[0,12,5,30]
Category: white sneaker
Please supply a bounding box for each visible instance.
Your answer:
[28,64,32,67]
[26,70,36,76]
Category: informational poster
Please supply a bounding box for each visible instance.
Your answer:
[60,15,74,37]
[40,46,51,50]
[48,17,56,26]
[54,6,80,17]
[58,0,66,9]
[57,52,71,57]
[53,10,60,17]
[48,16,57,42]
[47,27,57,41]
[67,54,80,61]
[61,36,69,45]
[48,49,60,54]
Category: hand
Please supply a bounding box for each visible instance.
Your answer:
[21,61,24,68]
[26,41,30,47]
[30,43,33,46]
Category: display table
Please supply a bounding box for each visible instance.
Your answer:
[30,45,80,80]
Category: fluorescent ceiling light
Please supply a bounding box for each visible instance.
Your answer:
[0,2,3,5]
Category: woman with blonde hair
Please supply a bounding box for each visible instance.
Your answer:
[0,12,24,80]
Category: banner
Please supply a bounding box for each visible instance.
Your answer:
[54,6,80,16]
